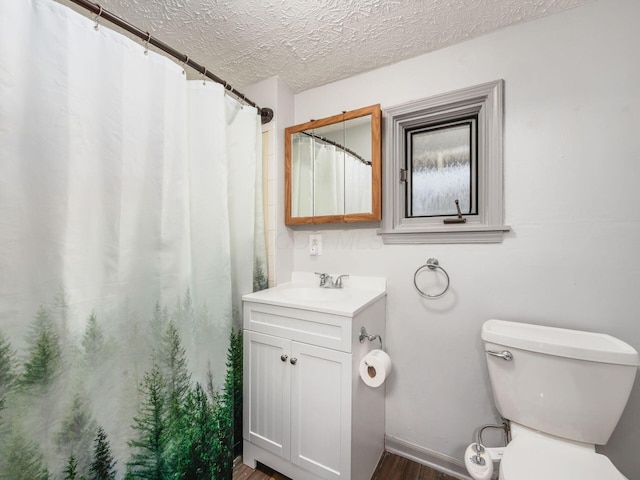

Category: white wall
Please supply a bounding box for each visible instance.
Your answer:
[243,76,295,285]
[288,0,640,477]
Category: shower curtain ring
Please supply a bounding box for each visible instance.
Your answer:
[94,5,103,31]
[202,68,207,85]
[181,56,189,75]
[144,32,151,55]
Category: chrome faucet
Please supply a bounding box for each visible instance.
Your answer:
[315,272,349,288]
[334,274,349,288]
[315,272,333,288]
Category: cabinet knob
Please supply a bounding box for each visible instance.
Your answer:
[281,354,288,362]
[290,357,297,365]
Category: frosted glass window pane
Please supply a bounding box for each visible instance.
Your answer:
[409,121,476,217]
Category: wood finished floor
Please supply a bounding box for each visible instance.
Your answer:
[233,452,459,480]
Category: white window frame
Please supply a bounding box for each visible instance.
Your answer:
[379,80,510,244]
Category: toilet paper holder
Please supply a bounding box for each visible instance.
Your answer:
[359,327,383,350]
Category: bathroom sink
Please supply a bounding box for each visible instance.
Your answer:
[242,272,386,316]
[280,286,350,302]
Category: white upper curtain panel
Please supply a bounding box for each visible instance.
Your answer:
[0,0,264,477]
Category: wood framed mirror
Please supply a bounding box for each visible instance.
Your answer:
[285,104,381,225]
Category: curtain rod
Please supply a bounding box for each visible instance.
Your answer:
[66,0,274,124]
[300,131,371,166]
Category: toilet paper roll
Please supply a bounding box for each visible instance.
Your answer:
[359,349,392,387]
[464,444,493,480]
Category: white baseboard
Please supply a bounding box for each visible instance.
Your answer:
[384,435,473,480]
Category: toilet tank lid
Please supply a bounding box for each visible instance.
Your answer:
[482,319,639,366]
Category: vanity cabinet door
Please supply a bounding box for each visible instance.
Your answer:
[290,342,351,480]
[244,331,291,460]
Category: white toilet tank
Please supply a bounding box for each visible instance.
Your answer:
[482,319,639,445]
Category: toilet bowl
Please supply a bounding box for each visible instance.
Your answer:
[474,319,639,480]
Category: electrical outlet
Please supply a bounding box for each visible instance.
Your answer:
[309,234,322,256]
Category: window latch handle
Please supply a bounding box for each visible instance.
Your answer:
[443,199,467,224]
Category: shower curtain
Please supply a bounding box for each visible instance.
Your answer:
[291,136,345,217]
[0,0,266,478]
[314,143,345,216]
[291,136,370,217]
[343,153,371,215]
[291,136,314,218]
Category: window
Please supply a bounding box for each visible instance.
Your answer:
[380,80,510,243]
[406,117,477,219]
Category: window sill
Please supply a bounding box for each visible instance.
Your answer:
[378,224,511,244]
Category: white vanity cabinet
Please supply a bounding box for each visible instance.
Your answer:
[242,276,386,480]
[244,330,352,478]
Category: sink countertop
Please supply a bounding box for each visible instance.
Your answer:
[242,272,386,316]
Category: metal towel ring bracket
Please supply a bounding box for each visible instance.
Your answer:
[413,258,450,299]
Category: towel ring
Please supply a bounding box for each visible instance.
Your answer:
[413,258,450,299]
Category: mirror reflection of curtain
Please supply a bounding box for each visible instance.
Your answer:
[292,136,366,217]
[291,136,313,217]
[344,153,372,214]
[314,143,345,216]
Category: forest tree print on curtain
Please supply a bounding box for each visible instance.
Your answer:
[0,289,254,479]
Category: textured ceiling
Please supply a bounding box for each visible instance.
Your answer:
[58,0,594,93]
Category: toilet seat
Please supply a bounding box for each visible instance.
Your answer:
[500,429,627,480]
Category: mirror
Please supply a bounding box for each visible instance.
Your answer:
[285,104,381,225]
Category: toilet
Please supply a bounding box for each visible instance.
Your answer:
[481,319,639,480]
